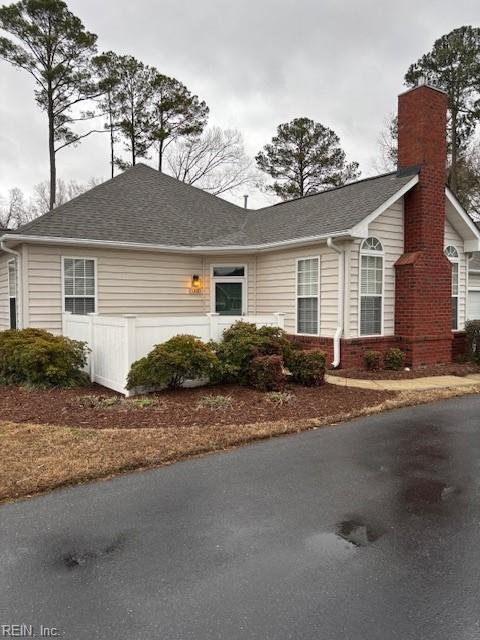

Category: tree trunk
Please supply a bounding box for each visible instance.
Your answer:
[108,91,115,179]
[47,85,56,210]
[450,107,458,194]
[158,139,164,172]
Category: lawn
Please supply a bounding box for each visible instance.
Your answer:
[1,382,479,503]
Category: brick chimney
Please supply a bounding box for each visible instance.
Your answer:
[394,80,453,365]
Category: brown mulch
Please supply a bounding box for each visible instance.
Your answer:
[0,382,394,430]
[328,362,480,380]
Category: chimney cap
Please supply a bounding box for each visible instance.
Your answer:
[398,79,448,98]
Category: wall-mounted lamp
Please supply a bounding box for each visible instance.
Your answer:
[190,274,202,293]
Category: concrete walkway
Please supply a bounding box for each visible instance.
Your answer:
[326,372,480,391]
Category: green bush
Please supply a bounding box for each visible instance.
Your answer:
[383,347,406,371]
[127,334,220,390]
[465,320,480,362]
[287,349,326,386]
[364,350,382,372]
[0,328,88,387]
[215,321,296,384]
[248,354,286,391]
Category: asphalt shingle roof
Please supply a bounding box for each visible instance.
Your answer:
[12,164,419,248]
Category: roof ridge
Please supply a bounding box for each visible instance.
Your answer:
[257,170,401,211]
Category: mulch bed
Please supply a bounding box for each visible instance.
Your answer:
[328,362,480,380]
[0,382,395,430]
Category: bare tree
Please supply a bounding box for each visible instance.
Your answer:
[375,115,398,172]
[33,177,102,215]
[166,128,259,196]
[0,187,37,229]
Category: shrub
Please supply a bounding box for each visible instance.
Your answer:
[266,390,295,406]
[74,394,120,409]
[197,394,233,410]
[127,334,220,390]
[0,328,88,387]
[364,350,382,372]
[465,320,480,362]
[215,321,296,385]
[248,354,286,391]
[383,347,406,371]
[287,350,326,387]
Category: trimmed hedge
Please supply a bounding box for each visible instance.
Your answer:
[0,328,88,387]
[248,354,286,391]
[127,334,221,390]
[383,347,406,371]
[465,320,480,362]
[287,349,326,386]
[364,350,382,372]
[214,321,296,385]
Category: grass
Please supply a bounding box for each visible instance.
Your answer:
[1,385,478,504]
[266,391,295,406]
[197,394,233,410]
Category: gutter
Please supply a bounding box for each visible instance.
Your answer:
[0,230,354,255]
[0,239,22,328]
[327,237,345,368]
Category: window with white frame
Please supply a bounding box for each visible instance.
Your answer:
[212,265,246,315]
[8,259,17,329]
[445,245,459,330]
[296,257,319,335]
[63,258,96,315]
[360,237,383,336]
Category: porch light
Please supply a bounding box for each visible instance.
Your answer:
[190,274,202,293]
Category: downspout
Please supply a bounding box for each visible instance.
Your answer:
[0,237,23,328]
[327,237,345,368]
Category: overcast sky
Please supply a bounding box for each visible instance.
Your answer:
[0,0,478,208]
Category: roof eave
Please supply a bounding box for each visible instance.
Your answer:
[0,230,356,255]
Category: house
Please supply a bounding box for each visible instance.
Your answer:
[1,80,480,369]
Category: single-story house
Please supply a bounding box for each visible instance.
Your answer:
[1,80,480,369]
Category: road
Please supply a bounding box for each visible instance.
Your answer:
[1,395,480,639]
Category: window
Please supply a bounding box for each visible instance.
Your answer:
[360,237,383,336]
[296,257,319,335]
[8,259,17,329]
[63,258,96,315]
[212,265,246,316]
[444,245,459,330]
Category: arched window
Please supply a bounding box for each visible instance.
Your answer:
[444,245,459,330]
[360,237,383,336]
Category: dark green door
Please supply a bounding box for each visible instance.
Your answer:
[215,282,243,315]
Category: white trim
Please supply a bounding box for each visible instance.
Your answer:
[358,237,384,337]
[7,258,17,329]
[61,256,98,316]
[0,230,350,255]
[295,255,321,336]
[350,175,419,238]
[445,244,460,331]
[446,189,480,252]
[210,263,247,315]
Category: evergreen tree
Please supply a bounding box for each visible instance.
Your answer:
[405,26,480,193]
[150,73,208,172]
[0,0,99,209]
[255,117,360,200]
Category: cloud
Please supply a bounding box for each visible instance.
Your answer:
[0,0,478,208]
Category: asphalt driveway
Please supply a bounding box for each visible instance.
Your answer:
[1,395,480,640]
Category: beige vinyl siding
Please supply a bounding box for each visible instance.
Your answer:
[349,199,404,338]
[0,254,9,329]
[27,245,205,334]
[255,244,339,337]
[469,272,480,289]
[445,218,467,330]
[203,255,256,314]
